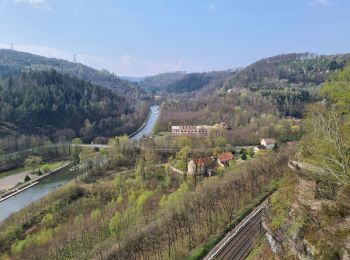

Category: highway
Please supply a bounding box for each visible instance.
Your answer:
[205,201,266,260]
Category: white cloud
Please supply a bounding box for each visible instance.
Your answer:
[0,43,201,76]
[14,0,51,10]
[310,0,332,6]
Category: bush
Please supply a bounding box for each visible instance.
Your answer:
[41,213,55,228]
[24,175,31,182]
[41,165,51,173]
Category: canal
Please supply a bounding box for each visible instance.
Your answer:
[130,105,159,140]
[0,105,160,222]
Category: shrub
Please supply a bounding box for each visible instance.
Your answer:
[41,165,51,173]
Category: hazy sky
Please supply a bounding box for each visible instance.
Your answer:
[0,0,349,76]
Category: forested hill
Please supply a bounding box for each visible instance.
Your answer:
[165,71,230,94]
[221,52,350,91]
[139,72,187,92]
[140,71,230,94]
[0,49,143,97]
[0,70,149,142]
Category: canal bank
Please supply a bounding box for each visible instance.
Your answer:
[0,164,80,221]
[0,163,71,202]
[130,105,159,140]
[129,111,152,138]
[0,105,160,222]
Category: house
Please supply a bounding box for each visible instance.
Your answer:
[218,152,234,166]
[261,138,276,149]
[187,156,216,176]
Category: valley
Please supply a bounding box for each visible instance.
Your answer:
[0,50,349,260]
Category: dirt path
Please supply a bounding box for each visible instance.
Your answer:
[0,171,35,191]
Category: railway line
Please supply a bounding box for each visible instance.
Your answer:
[205,201,267,260]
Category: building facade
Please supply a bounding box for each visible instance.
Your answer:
[187,156,216,176]
[171,122,229,136]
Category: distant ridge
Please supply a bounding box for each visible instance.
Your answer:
[0,49,143,96]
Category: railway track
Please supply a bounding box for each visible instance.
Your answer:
[205,202,266,260]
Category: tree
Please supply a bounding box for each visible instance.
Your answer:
[175,146,190,172]
[322,64,350,114]
[24,156,42,174]
[136,149,156,179]
[212,146,222,157]
[41,213,55,228]
[248,148,255,158]
[72,138,83,144]
[240,148,248,160]
[217,166,225,176]
[300,103,350,184]
[72,153,80,164]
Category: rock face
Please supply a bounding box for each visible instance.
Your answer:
[262,173,350,260]
[263,201,316,260]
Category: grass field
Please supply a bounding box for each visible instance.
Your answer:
[0,161,69,180]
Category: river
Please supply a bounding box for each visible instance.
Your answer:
[0,105,160,222]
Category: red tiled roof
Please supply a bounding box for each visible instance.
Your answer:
[218,152,234,163]
[193,157,212,167]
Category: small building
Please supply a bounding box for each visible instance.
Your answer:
[217,152,234,166]
[187,156,216,176]
[261,138,276,149]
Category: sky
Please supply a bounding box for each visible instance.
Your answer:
[0,0,349,76]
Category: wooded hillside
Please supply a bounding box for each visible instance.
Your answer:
[0,49,145,97]
[0,69,149,142]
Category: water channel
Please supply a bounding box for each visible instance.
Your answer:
[0,105,160,221]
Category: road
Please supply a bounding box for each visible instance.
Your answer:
[205,201,266,260]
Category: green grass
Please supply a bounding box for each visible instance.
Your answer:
[0,161,69,179]
[40,161,68,173]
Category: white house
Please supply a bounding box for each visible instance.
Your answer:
[261,138,276,149]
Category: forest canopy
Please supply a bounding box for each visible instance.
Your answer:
[0,69,148,142]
